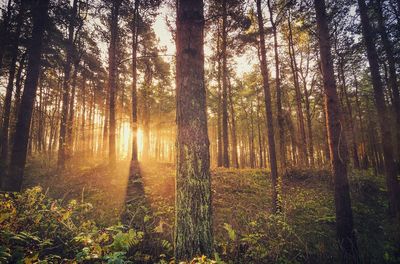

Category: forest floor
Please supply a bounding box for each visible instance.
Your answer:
[2,157,399,263]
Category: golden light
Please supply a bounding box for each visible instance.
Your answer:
[137,127,144,157]
[118,122,144,159]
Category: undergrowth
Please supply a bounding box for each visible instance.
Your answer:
[0,164,399,263]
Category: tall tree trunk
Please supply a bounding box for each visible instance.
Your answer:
[342,62,360,169]
[0,0,12,75]
[228,78,239,168]
[4,0,50,192]
[268,0,286,169]
[58,0,78,169]
[314,0,359,261]
[81,76,86,155]
[174,0,213,260]
[217,33,223,166]
[256,0,280,213]
[375,0,400,163]
[221,0,230,167]
[249,105,255,168]
[303,78,314,167]
[287,12,308,166]
[37,83,44,153]
[0,2,24,163]
[257,118,263,168]
[353,71,368,168]
[103,91,109,155]
[141,59,152,161]
[358,0,400,217]
[66,61,79,148]
[108,0,122,166]
[131,0,139,161]
[10,53,27,147]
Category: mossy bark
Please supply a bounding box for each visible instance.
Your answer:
[174,0,213,261]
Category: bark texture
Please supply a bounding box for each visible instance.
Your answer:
[256,0,280,213]
[174,0,213,260]
[0,1,24,163]
[5,0,50,192]
[108,0,122,166]
[314,0,359,262]
[358,0,400,217]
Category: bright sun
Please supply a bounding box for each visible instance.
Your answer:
[119,122,144,159]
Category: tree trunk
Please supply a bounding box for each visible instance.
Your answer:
[103,91,109,155]
[66,61,79,149]
[217,33,223,167]
[287,12,308,166]
[108,0,122,166]
[353,71,368,168]
[249,106,255,168]
[10,53,27,147]
[174,0,213,260]
[375,0,400,164]
[314,0,359,262]
[0,0,12,75]
[358,0,400,217]
[221,0,230,168]
[256,0,280,213]
[228,77,239,168]
[267,0,286,169]
[142,57,152,161]
[0,2,24,163]
[4,0,50,192]
[58,0,78,169]
[131,0,139,161]
[337,57,360,169]
[303,77,314,167]
[81,76,86,155]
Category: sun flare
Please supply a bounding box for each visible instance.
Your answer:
[118,122,144,159]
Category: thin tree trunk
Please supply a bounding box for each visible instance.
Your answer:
[131,0,139,161]
[249,106,255,168]
[256,0,280,213]
[66,61,79,149]
[228,78,239,168]
[217,30,223,166]
[267,0,286,169]
[58,0,78,169]
[142,58,152,161]
[103,90,109,155]
[287,12,308,166]
[221,0,229,167]
[340,60,360,169]
[81,77,86,155]
[303,77,314,167]
[353,71,368,168]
